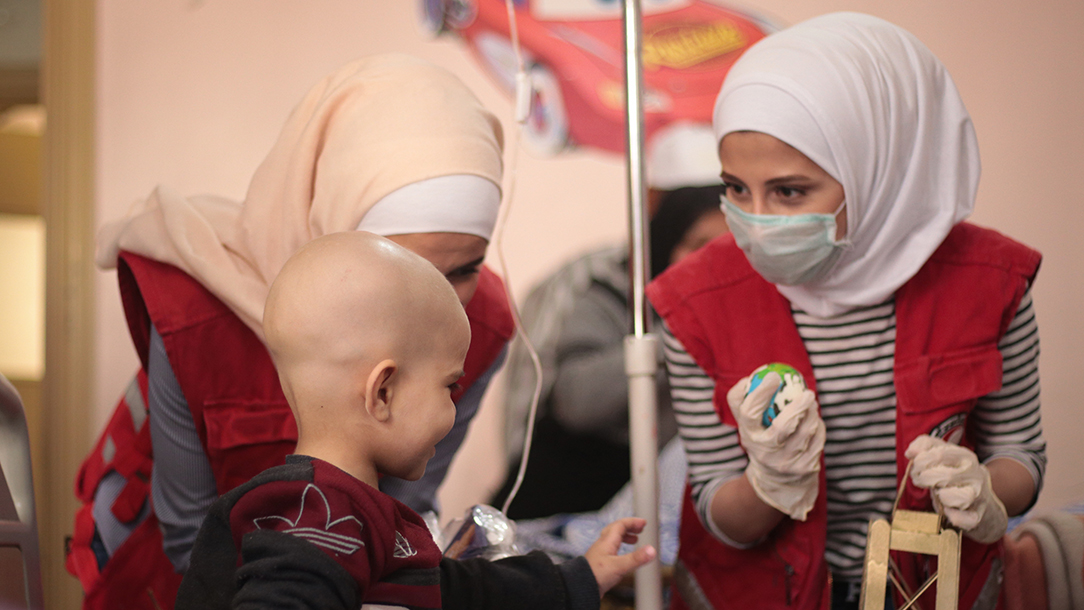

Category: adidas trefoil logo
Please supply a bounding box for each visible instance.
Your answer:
[254,483,365,555]
[393,531,417,558]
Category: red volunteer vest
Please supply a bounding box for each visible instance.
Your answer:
[647,223,1040,610]
[67,371,184,610]
[68,251,514,610]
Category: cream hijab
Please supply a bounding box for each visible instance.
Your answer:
[713,12,979,317]
[98,54,504,339]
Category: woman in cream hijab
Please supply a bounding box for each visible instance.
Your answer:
[77,54,512,609]
[647,13,1045,609]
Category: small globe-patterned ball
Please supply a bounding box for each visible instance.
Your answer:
[747,363,806,427]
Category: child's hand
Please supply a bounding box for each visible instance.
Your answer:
[584,517,657,596]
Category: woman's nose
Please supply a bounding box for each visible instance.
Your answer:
[749,195,769,215]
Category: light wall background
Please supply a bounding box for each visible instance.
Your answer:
[94,0,1084,523]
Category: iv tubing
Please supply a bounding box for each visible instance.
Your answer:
[496,0,544,517]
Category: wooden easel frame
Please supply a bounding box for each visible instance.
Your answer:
[859,462,962,610]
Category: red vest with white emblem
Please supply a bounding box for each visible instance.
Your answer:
[68,251,514,610]
[647,223,1040,610]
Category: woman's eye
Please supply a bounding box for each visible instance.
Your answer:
[448,382,463,393]
[447,265,480,279]
[723,182,746,195]
[777,186,804,198]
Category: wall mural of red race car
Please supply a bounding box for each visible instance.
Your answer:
[421,0,778,156]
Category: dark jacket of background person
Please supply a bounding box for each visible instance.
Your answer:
[493,186,725,519]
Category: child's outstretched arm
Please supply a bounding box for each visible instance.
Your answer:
[438,517,656,610]
[584,517,657,597]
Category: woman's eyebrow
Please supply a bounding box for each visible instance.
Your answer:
[765,175,814,186]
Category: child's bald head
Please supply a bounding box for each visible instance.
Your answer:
[263,232,470,448]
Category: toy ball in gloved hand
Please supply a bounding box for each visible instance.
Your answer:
[747,363,806,427]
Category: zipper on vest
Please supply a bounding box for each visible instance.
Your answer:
[772,543,795,605]
[784,563,795,605]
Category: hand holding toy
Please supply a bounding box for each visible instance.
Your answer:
[746,363,807,427]
[727,366,825,521]
[905,435,1008,543]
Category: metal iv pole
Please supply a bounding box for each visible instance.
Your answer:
[622,1,663,609]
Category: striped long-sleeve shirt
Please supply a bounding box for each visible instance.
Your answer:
[663,290,1045,579]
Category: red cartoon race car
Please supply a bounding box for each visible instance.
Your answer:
[421,0,777,155]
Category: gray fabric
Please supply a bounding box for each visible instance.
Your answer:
[503,246,628,459]
[91,470,151,556]
[503,245,674,461]
[1047,512,1084,610]
[1015,512,1084,610]
[147,325,218,572]
[970,557,1003,610]
[513,437,687,565]
[672,559,716,610]
[91,373,153,556]
[551,277,673,446]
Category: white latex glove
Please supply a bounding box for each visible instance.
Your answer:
[905,435,1008,544]
[727,372,826,521]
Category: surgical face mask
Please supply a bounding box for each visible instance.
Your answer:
[722,197,847,286]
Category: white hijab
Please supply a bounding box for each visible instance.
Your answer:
[713,12,979,317]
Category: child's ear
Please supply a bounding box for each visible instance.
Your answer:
[364,359,397,422]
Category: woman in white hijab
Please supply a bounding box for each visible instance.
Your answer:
[71,55,513,610]
[647,13,1045,610]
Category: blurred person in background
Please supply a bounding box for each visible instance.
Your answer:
[493,122,728,519]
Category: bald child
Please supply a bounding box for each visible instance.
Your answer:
[176,232,654,610]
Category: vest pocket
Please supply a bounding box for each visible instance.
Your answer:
[201,399,297,493]
[895,345,1003,415]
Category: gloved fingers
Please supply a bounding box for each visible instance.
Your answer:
[911,462,981,490]
[942,505,982,531]
[905,434,944,460]
[907,435,973,470]
[744,389,819,441]
[744,371,783,412]
[746,403,825,476]
[735,372,783,432]
[909,450,1006,542]
[961,475,1008,543]
[743,417,803,452]
[762,388,818,438]
[909,444,982,490]
[785,414,826,474]
[911,442,977,470]
[772,394,823,449]
[726,374,754,412]
[905,434,978,463]
[772,416,825,475]
[745,390,819,465]
[932,484,981,510]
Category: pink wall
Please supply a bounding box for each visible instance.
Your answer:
[96,1,1084,520]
